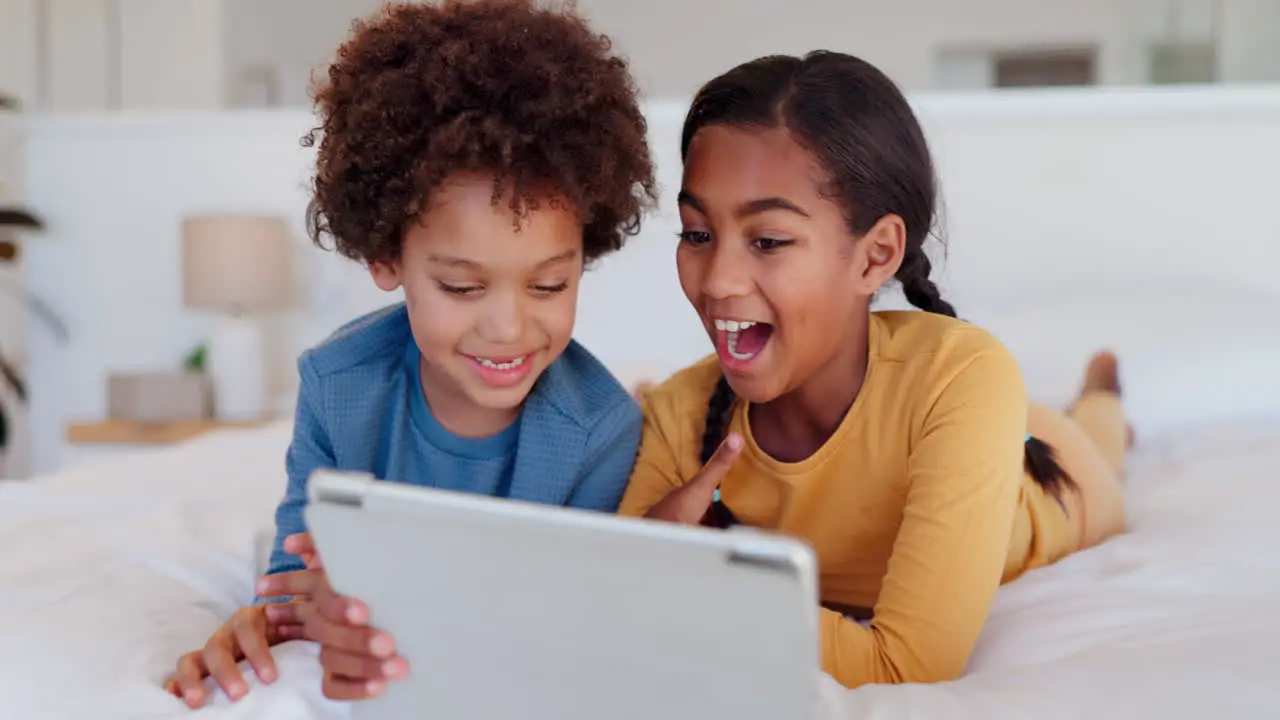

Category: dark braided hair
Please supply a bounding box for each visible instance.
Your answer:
[683,52,1073,527]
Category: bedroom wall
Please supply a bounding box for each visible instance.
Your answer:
[218,0,1280,103]
[21,85,1280,476]
[6,1,1280,112]
[218,0,1141,103]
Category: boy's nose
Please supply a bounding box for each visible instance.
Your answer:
[478,295,525,344]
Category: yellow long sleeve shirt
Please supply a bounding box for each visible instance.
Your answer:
[617,311,1075,688]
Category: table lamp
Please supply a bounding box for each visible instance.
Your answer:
[182,214,294,421]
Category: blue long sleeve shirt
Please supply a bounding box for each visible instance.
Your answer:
[261,303,642,581]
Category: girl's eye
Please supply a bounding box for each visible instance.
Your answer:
[533,282,569,295]
[753,237,793,252]
[438,283,481,295]
[677,230,712,246]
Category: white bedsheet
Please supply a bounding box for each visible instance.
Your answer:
[2,419,1278,720]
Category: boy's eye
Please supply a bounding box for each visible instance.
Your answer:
[677,230,711,246]
[752,236,793,252]
[438,282,481,295]
[532,282,569,295]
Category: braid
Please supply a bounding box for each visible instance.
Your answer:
[700,377,740,528]
[896,248,1075,501]
[700,377,737,464]
[1023,436,1076,506]
[897,248,957,318]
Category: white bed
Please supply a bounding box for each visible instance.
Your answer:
[2,411,1279,720]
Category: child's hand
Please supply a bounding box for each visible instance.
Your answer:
[164,602,307,708]
[164,532,323,708]
[630,379,656,400]
[644,432,744,524]
[283,531,324,570]
[257,535,411,701]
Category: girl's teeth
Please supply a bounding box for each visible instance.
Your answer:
[713,318,764,360]
[476,356,526,370]
[726,332,755,361]
[713,319,756,332]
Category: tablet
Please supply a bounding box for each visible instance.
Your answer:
[305,469,820,720]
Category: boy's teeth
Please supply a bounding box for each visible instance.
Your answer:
[476,355,526,370]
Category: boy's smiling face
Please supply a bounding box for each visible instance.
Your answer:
[370,173,584,438]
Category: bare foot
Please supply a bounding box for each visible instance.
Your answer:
[1080,351,1134,448]
[1082,351,1122,396]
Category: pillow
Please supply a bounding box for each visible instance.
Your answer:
[965,293,1280,437]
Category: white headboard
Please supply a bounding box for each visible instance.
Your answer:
[21,85,1280,474]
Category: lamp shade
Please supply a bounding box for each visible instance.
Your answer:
[182,214,294,314]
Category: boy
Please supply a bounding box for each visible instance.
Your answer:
[165,0,657,706]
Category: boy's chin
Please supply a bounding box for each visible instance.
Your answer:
[458,368,542,410]
[465,383,535,410]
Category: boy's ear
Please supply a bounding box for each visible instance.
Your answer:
[369,261,402,292]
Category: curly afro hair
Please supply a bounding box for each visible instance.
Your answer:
[303,0,658,266]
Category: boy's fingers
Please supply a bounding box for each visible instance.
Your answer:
[286,533,324,569]
[283,532,315,555]
[322,673,386,701]
[257,568,319,598]
[234,620,277,684]
[264,601,303,626]
[318,591,369,627]
[308,614,393,658]
[318,646,408,683]
[306,594,396,660]
[272,623,307,642]
[202,643,248,702]
[170,653,208,708]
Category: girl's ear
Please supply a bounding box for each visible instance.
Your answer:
[854,213,906,293]
[369,261,403,292]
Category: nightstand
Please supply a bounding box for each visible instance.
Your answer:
[63,418,272,466]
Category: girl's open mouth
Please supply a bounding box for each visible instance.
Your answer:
[714,318,774,366]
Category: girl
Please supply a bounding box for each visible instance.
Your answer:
[618,51,1130,688]
[165,0,657,706]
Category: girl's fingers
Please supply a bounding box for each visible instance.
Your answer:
[691,432,744,490]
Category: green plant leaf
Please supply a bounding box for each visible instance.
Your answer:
[184,344,207,372]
